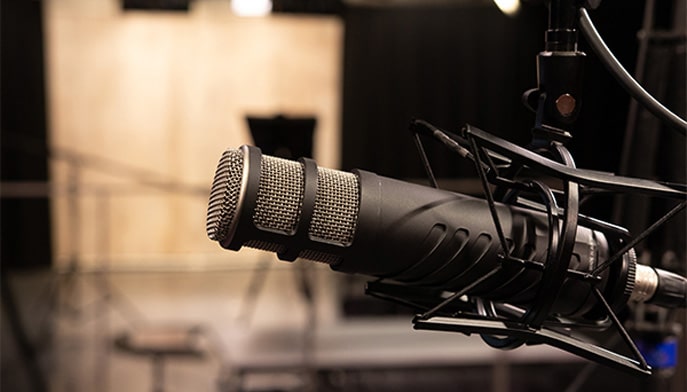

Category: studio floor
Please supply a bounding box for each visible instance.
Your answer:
[0,266,675,392]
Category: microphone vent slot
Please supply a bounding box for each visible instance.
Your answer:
[310,167,359,246]
[206,149,244,242]
[253,154,305,234]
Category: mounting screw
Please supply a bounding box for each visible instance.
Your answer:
[556,94,576,117]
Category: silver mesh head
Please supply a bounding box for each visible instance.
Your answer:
[206,149,244,242]
[207,146,361,264]
[310,167,359,245]
[253,155,305,234]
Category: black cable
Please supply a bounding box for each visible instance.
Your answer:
[578,7,687,136]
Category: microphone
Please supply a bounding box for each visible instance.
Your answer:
[206,145,686,318]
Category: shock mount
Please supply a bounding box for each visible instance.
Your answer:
[364,0,687,376]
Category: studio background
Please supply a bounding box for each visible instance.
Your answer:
[2,1,685,391]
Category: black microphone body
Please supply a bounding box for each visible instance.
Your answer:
[206,146,685,321]
[332,168,627,319]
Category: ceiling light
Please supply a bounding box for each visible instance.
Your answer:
[231,0,272,17]
[493,0,520,17]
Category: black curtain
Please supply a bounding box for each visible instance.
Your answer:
[342,3,546,180]
[1,0,53,269]
[340,1,645,222]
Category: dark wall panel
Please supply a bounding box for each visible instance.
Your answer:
[1,0,53,269]
[341,4,546,179]
[340,2,644,196]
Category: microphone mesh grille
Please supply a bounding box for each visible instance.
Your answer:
[253,155,304,234]
[206,149,244,242]
[207,147,360,262]
[245,240,286,253]
[299,249,342,265]
[310,167,359,245]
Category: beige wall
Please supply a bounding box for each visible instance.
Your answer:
[45,0,343,268]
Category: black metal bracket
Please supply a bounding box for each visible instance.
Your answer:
[373,1,687,377]
[412,315,651,376]
[388,119,687,376]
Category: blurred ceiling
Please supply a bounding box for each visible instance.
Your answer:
[120,0,504,14]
